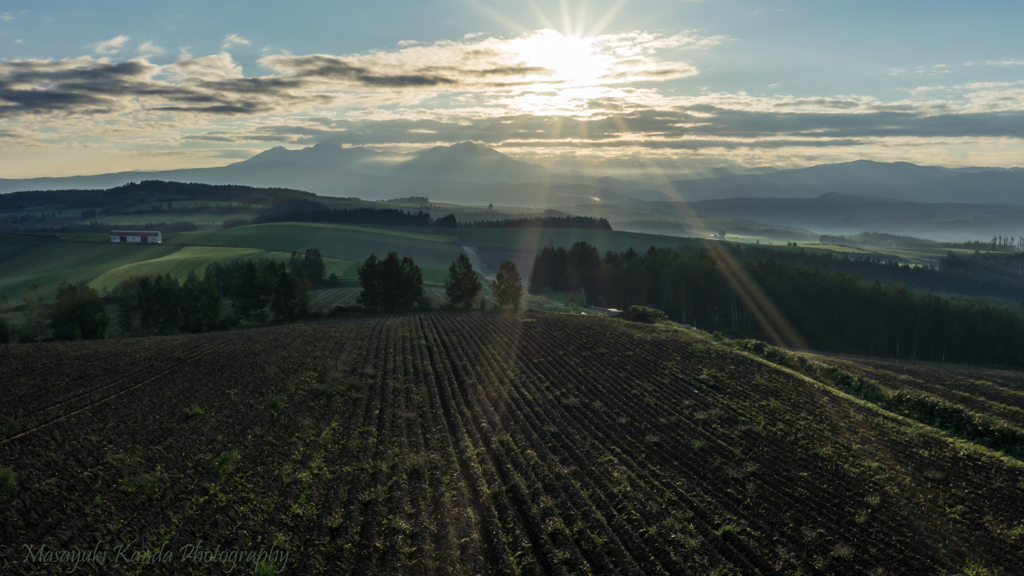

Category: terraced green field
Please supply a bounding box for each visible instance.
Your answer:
[0,235,181,299]
[170,223,462,278]
[86,247,357,295]
[0,223,465,300]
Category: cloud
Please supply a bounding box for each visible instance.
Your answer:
[221,34,251,49]
[397,40,419,47]
[638,31,727,50]
[0,12,12,22]
[6,28,1024,171]
[0,30,703,120]
[92,35,131,55]
[192,99,1024,154]
[138,41,165,56]
[966,59,1024,67]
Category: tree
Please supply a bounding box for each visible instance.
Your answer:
[302,248,327,287]
[291,267,312,317]
[49,282,109,340]
[232,260,267,322]
[198,273,223,331]
[113,277,141,335]
[0,295,10,344]
[271,269,298,322]
[492,261,523,310]
[149,275,182,334]
[20,284,48,342]
[356,253,383,309]
[180,271,205,333]
[358,252,425,311]
[445,254,481,309]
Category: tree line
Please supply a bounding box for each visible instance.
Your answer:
[0,249,334,342]
[820,231,1023,252]
[0,247,528,344]
[0,180,313,214]
[256,207,458,228]
[730,245,1024,303]
[463,215,612,230]
[114,255,317,334]
[354,252,522,312]
[529,242,1024,367]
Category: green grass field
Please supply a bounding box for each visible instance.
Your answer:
[0,222,463,301]
[1,223,720,303]
[168,223,463,273]
[85,247,358,294]
[0,237,180,300]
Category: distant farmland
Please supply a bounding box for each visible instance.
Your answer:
[1,313,1022,574]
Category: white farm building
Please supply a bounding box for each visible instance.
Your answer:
[110,230,162,244]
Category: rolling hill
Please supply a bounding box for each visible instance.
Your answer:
[1,313,1022,574]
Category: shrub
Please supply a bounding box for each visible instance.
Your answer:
[620,305,668,324]
[327,304,364,318]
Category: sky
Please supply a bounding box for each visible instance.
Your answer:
[1,0,1023,179]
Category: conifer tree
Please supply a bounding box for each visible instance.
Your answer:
[445,254,481,309]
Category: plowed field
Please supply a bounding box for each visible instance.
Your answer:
[1,313,1022,575]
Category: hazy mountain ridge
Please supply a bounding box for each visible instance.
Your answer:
[670,160,1024,204]
[626,193,1024,241]
[2,143,1022,208]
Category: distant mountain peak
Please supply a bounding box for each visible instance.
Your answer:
[239,142,380,168]
[391,141,549,184]
[417,141,504,159]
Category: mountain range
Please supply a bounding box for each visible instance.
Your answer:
[2,142,1023,210]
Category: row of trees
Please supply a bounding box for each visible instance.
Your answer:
[257,207,458,228]
[1,249,525,343]
[729,245,1024,303]
[356,252,523,311]
[115,258,313,335]
[819,231,1023,253]
[528,242,1024,366]
[463,215,612,230]
[1,282,112,344]
[0,253,320,342]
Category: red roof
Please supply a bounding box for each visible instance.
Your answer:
[110,230,161,237]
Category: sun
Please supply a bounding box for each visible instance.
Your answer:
[507,30,613,88]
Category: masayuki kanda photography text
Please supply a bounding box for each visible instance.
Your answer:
[20,540,289,573]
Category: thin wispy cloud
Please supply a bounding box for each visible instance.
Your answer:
[965,59,1024,67]
[986,59,1024,66]
[138,41,166,56]
[221,34,251,49]
[92,35,131,55]
[0,12,13,22]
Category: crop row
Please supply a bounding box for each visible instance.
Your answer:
[1,313,1023,575]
